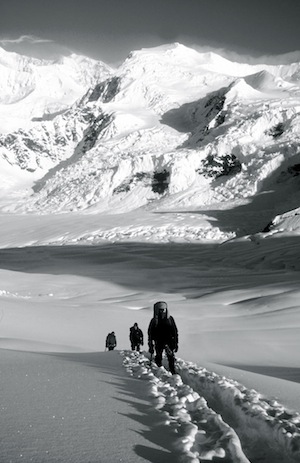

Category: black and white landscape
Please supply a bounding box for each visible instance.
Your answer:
[0,39,300,463]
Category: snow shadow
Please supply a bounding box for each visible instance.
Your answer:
[46,351,178,462]
[160,87,228,147]
[0,237,299,293]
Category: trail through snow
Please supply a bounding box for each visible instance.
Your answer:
[1,347,300,463]
[123,350,300,463]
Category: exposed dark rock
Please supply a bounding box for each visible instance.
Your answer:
[113,172,151,195]
[88,77,120,103]
[266,122,285,138]
[197,153,242,179]
[152,169,170,194]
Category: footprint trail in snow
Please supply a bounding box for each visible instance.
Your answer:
[122,351,300,463]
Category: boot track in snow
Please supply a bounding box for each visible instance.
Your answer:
[122,350,300,463]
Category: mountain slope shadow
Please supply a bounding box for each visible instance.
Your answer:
[159,151,300,237]
[160,86,230,147]
[0,237,299,297]
[46,351,178,462]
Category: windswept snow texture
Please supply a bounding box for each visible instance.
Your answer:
[123,351,300,463]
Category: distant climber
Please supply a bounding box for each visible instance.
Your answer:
[106,331,117,351]
[129,323,144,351]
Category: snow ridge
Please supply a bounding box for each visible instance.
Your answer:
[122,351,300,463]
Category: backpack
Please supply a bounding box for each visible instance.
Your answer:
[107,333,116,346]
[148,315,178,346]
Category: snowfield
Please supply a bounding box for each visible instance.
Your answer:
[0,214,300,462]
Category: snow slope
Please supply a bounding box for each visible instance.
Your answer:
[0,212,300,462]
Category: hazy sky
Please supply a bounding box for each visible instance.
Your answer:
[1,0,299,64]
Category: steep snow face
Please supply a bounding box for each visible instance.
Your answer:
[1,43,300,237]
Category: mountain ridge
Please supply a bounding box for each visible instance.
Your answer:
[0,42,300,239]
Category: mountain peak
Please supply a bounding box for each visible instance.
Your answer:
[0,47,113,133]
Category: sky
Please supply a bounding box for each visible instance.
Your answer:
[0,0,300,65]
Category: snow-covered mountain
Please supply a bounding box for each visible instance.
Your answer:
[1,42,300,239]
